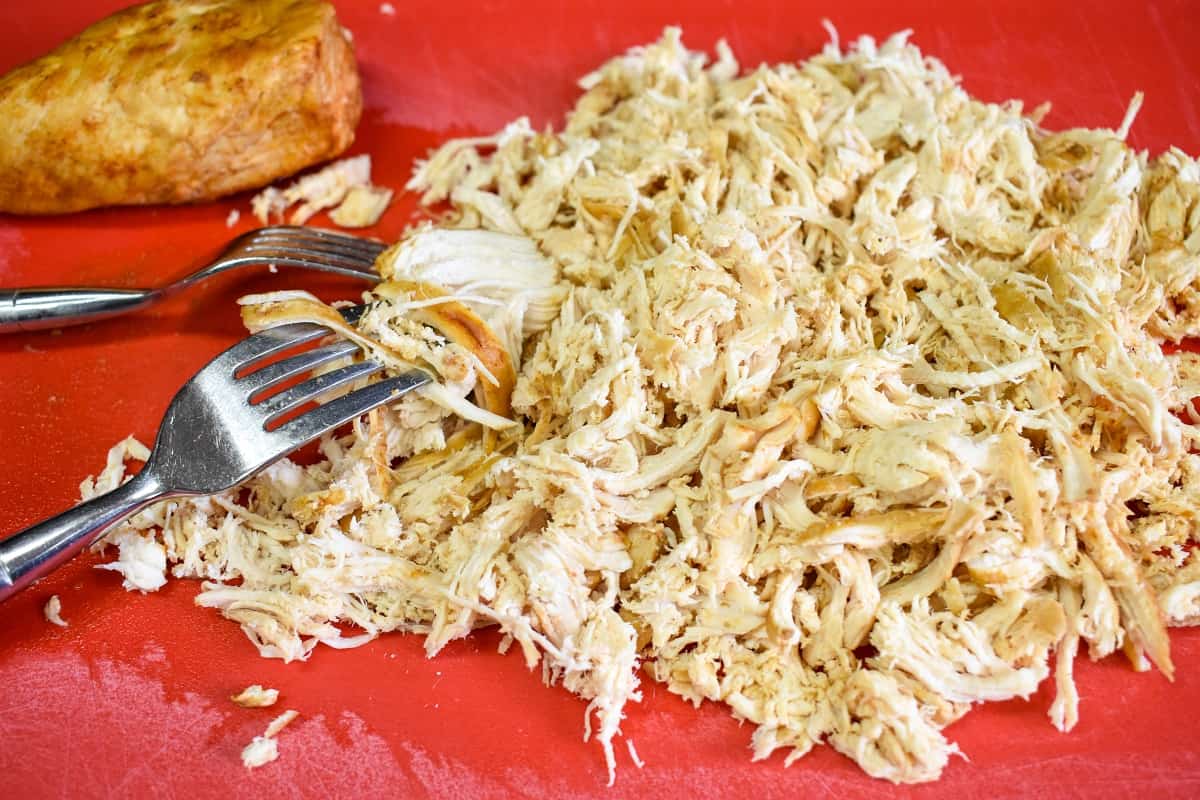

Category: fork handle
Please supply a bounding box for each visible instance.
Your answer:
[0,471,168,602]
[0,287,157,333]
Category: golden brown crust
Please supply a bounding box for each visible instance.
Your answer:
[376,278,518,424]
[0,0,362,214]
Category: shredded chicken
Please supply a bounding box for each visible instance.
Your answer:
[231,684,280,708]
[89,28,1200,784]
[43,595,67,627]
[251,154,393,227]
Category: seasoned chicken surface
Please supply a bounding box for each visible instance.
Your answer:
[85,30,1200,784]
[0,0,361,214]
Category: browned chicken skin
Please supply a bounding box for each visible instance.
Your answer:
[0,0,362,214]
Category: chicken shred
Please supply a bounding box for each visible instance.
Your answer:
[240,709,299,769]
[264,709,299,738]
[88,28,1200,784]
[240,736,278,769]
[43,595,68,628]
[251,154,392,227]
[231,685,280,708]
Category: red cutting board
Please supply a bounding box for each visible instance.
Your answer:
[2,1,1200,797]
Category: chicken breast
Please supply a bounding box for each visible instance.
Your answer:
[0,0,361,214]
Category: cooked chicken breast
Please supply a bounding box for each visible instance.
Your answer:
[0,0,361,214]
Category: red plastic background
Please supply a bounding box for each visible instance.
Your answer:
[2,1,1200,797]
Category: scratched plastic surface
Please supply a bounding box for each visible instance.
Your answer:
[2,2,1200,798]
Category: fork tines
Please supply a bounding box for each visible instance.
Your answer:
[224,316,429,436]
[278,370,429,440]
[237,226,387,278]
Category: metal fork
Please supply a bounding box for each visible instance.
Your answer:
[0,226,384,333]
[0,306,429,602]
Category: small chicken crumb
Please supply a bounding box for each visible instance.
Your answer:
[249,155,392,228]
[43,595,67,628]
[231,685,279,708]
[240,709,299,769]
[264,709,299,738]
[329,184,393,227]
[225,208,240,228]
[380,2,395,15]
[240,736,278,769]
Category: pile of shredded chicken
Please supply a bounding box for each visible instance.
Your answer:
[87,29,1200,783]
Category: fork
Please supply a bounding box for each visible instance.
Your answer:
[0,226,384,333]
[0,306,429,602]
